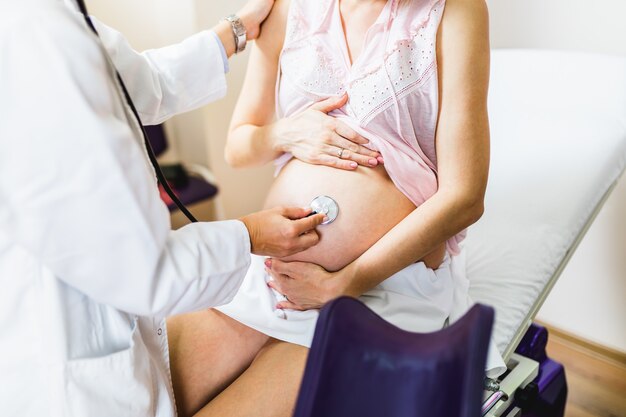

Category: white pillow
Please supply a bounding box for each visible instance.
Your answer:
[466,49,626,358]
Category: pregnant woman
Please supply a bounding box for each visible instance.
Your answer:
[168,0,492,416]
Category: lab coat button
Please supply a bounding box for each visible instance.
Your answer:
[157,328,163,336]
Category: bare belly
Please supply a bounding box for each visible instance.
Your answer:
[263,159,417,272]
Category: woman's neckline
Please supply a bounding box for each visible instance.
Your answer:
[333,0,394,72]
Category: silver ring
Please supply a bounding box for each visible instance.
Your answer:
[337,148,344,158]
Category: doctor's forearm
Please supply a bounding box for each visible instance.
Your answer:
[212,21,238,57]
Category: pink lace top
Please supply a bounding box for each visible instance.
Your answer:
[275,0,465,255]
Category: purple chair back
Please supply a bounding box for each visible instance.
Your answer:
[143,124,168,157]
[293,297,494,417]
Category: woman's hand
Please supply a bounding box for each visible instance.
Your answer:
[273,95,383,170]
[264,258,354,310]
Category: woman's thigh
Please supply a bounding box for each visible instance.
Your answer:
[195,339,309,417]
[167,309,270,417]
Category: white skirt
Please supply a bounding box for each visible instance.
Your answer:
[217,250,506,377]
[217,254,455,346]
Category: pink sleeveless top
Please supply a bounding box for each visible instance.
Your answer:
[275,0,465,255]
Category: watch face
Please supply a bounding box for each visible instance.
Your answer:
[235,22,246,36]
[228,15,245,35]
[227,14,247,52]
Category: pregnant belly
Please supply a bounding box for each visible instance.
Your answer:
[263,159,416,272]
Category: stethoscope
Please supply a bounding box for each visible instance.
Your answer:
[309,195,339,225]
[75,0,340,226]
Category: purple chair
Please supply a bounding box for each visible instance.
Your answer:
[143,124,218,211]
[294,297,494,417]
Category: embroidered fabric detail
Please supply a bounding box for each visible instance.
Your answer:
[280,41,346,99]
[280,0,444,126]
[354,0,444,78]
[348,36,437,125]
[283,0,333,47]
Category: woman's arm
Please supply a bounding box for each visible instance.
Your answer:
[267,0,491,310]
[225,0,381,170]
[224,0,288,167]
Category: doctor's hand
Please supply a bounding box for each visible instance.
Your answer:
[264,259,353,311]
[240,206,326,257]
[273,95,384,170]
[238,0,275,40]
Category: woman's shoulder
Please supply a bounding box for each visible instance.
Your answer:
[439,0,489,26]
[252,0,330,64]
[398,0,487,25]
[255,0,291,58]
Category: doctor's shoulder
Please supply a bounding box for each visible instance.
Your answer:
[0,1,114,103]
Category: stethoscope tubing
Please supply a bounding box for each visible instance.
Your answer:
[75,0,198,223]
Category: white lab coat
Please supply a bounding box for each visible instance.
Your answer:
[0,1,251,416]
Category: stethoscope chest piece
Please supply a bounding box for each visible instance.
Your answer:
[310,195,339,225]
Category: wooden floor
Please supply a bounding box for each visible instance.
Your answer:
[545,332,626,417]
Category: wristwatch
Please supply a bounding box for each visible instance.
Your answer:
[224,14,247,54]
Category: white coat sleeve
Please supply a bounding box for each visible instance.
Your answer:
[0,6,250,318]
[91,17,228,125]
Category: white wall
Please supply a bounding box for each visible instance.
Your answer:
[486,0,626,353]
[487,0,626,56]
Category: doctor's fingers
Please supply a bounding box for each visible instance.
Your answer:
[289,212,326,235]
[291,230,322,252]
[281,206,314,220]
[271,231,319,257]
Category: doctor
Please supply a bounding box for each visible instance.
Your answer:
[0,0,326,416]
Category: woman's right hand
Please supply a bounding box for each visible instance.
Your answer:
[273,95,383,170]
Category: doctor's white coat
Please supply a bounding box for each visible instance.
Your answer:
[0,1,252,416]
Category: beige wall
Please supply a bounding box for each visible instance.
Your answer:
[486,0,626,353]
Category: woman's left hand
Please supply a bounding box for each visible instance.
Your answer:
[264,258,348,311]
